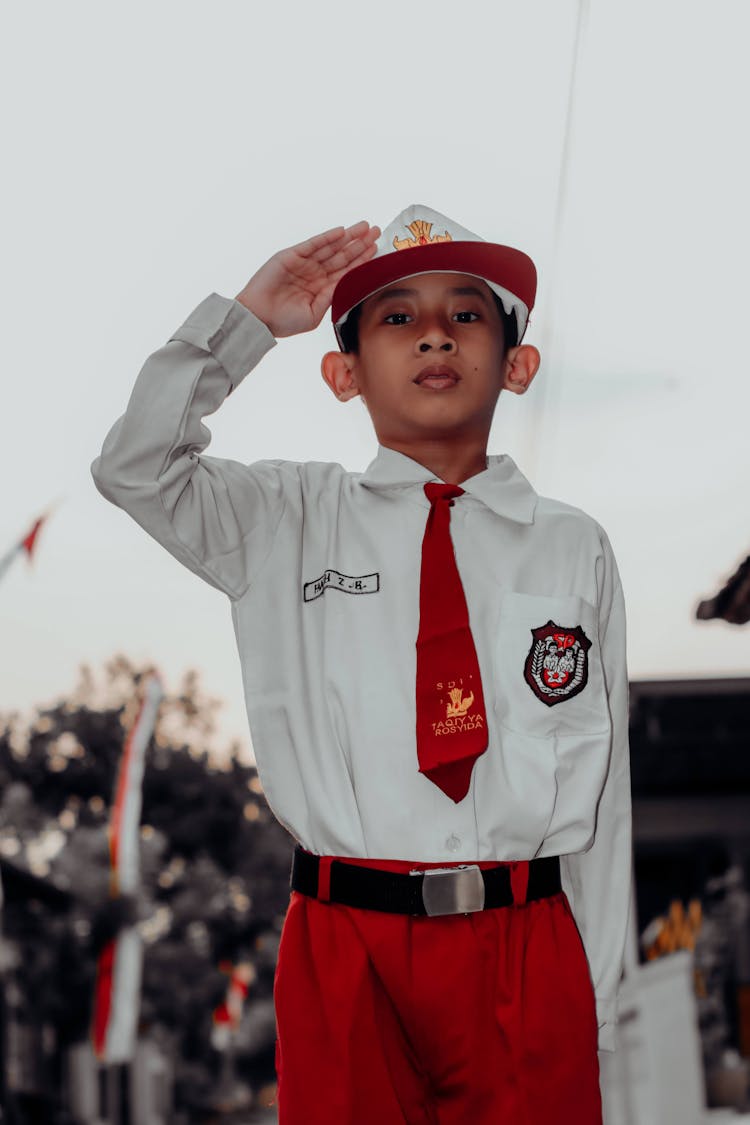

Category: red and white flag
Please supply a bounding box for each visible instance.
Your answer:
[211,962,253,1051]
[92,673,163,1063]
[0,511,51,584]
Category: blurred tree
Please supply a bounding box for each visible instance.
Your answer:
[0,656,293,1117]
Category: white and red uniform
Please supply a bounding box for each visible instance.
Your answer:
[92,291,632,1123]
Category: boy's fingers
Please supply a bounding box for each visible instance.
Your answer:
[338,220,376,244]
[292,221,372,260]
[343,219,374,238]
[310,222,380,265]
[321,254,377,297]
[310,280,337,314]
[321,233,379,276]
[284,227,344,265]
[307,235,381,319]
[265,222,379,320]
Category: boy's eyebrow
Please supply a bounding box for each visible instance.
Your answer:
[371,287,419,304]
[449,285,491,304]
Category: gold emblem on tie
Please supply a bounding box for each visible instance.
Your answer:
[393,219,453,251]
[446,687,475,718]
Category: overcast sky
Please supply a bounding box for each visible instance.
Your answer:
[3,0,749,759]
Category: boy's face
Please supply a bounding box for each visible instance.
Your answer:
[322,272,538,448]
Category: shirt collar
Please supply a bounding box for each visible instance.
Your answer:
[359,445,538,524]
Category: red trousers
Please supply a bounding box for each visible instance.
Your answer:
[273,854,602,1124]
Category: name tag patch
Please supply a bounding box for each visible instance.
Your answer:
[304,569,380,602]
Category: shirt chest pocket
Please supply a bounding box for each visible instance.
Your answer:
[492,591,610,738]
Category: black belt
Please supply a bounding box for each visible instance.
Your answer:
[291,846,562,917]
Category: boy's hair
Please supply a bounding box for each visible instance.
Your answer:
[339,291,519,356]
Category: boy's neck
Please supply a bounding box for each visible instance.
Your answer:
[380,439,489,486]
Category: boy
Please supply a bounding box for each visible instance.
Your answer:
[92,205,632,1124]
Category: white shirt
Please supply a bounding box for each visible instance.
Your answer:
[92,292,632,1052]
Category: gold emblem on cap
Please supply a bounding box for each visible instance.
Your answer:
[393,219,453,251]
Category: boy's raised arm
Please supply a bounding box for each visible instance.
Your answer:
[90,223,379,600]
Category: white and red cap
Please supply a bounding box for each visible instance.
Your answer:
[331,204,537,349]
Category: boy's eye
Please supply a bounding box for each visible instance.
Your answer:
[382,309,480,326]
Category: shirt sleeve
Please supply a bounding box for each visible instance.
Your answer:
[91,292,283,600]
[559,529,633,1053]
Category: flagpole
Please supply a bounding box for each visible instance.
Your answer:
[525,0,590,480]
[0,546,20,584]
[92,672,163,1066]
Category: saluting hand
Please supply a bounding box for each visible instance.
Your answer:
[235,221,381,338]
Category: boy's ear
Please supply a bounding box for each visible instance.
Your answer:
[502,344,541,395]
[321,351,361,401]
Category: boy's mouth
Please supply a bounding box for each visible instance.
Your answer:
[414,365,460,390]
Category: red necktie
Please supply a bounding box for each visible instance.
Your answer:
[416,482,488,802]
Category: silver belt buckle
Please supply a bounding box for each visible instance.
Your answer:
[410,864,486,916]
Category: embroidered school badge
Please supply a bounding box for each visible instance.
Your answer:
[523,620,591,707]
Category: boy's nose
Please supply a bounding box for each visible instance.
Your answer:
[417,322,457,353]
[418,338,456,352]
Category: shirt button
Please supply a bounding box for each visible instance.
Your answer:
[446,834,461,852]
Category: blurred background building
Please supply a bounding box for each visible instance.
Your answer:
[1,660,749,1122]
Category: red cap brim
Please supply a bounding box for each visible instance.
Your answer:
[331,241,537,326]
